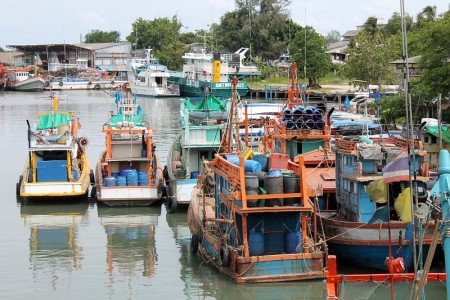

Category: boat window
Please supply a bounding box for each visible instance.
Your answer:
[424,136,429,143]
[140,77,145,83]
[431,136,437,144]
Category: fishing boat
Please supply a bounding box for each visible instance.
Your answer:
[187,77,327,283]
[17,93,93,200]
[93,90,163,206]
[169,47,256,97]
[163,94,230,212]
[6,68,46,92]
[127,48,179,97]
[46,76,126,91]
[318,136,434,271]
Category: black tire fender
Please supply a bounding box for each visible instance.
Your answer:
[59,81,63,86]
[219,245,230,267]
[111,80,115,85]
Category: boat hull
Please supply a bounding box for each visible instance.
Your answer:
[188,187,326,283]
[318,211,433,271]
[20,157,91,200]
[131,84,180,97]
[13,77,46,92]
[172,77,248,97]
[47,80,127,91]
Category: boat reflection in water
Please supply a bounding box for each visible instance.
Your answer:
[98,205,161,278]
[20,201,89,285]
[165,211,327,300]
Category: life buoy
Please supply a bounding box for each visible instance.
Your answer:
[190,234,199,254]
[59,81,63,86]
[88,81,92,85]
[111,80,115,85]
[219,245,230,267]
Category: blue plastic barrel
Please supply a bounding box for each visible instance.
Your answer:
[104,176,116,187]
[305,119,315,129]
[284,119,295,129]
[190,171,199,179]
[249,232,265,256]
[283,108,292,120]
[126,171,138,186]
[267,169,283,177]
[315,120,325,130]
[111,172,120,179]
[313,108,324,120]
[244,160,261,172]
[117,176,126,186]
[252,154,268,172]
[285,231,302,253]
[138,172,148,186]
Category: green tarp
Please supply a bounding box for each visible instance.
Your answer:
[424,125,450,143]
[184,95,228,112]
[36,113,70,130]
[109,113,143,127]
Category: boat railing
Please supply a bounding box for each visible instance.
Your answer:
[336,137,424,155]
[212,154,313,211]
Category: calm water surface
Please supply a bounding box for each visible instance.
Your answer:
[0,90,445,299]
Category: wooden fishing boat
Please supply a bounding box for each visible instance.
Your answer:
[318,136,434,271]
[188,153,327,283]
[164,94,229,212]
[187,77,327,283]
[18,94,93,200]
[93,91,163,206]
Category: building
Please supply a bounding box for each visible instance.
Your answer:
[0,51,24,67]
[6,42,132,71]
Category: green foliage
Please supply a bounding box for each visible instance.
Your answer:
[84,30,120,43]
[342,31,400,86]
[126,16,181,51]
[325,30,341,44]
[0,46,4,52]
[363,17,379,36]
[416,12,450,95]
[216,0,293,58]
[378,92,406,124]
[383,12,413,37]
[290,26,331,86]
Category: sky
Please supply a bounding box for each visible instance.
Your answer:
[1,0,448,49]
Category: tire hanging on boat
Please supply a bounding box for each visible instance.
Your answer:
[219,245,230,267]
[59,82,63,86]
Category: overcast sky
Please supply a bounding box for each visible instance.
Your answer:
[1,0,448,49]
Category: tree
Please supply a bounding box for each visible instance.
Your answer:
[325,30,341,44]
[126,16,182,51]
[84,30,120,43]
[363,16,379,36]
[216,0,293,59]
[417,11,450,95]
[290,26,331,87]
[383,12,413,37]
[342,31,400,88]
[416,5,437,28]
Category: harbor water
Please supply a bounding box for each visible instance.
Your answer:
[0,90,446,299]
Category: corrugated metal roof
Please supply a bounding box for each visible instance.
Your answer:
[71,42,130,51]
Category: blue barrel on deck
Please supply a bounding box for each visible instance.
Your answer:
[190,171,199,179]
[138,172,148,186]
[249,232,265,256]
[229,158,262,173]
[111,172,120,179]
[252,154,268,172]
[126,170,138,186]
[117,176,126,186]
[285,231,302,253]
[120,166,134,177]
[104,176,117,187]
